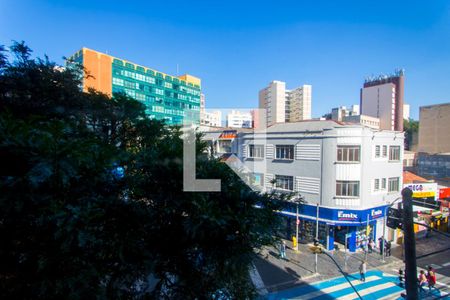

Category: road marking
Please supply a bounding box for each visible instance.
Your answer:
[298,276,380,300]
[336,282,396,300]
[430,264,442,270]
[442,262,450,267]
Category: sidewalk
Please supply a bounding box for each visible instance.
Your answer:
[254,233,450,295]
[253,239,403,294]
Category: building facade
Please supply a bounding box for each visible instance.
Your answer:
[201,110,222,127]
[259,81,312,127]
[418,102,450,153]
[237,121,404,251]
[226,110,252,128]
[331,105,360,122]
[360,70,404,131]
[68,48,201,125]
[344,115,380,129]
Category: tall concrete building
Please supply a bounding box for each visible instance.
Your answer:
[418,102,450,153]
[360,70,404,131]
[68,48,201,125]
[259,81,312,127]
[288,85,312,122]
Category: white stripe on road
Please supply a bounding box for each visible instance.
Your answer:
[299,276,380,300]
[442,262,450,267]
[336,282,396,300]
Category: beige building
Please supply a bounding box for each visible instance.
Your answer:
[259,80,312,127]
[344,114,380,129]
[418,103,450,153]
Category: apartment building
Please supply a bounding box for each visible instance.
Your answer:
[259,81,312,127]
[237,120,404,251]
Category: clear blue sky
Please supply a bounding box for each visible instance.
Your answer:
[1,0,449,119]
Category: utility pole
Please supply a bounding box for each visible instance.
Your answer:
[315,203,319,274]
[402,187,418,300]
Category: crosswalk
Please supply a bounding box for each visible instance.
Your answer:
[266,270,448,300]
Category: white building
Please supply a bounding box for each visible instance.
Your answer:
[259,81,312,127]
[331,105,360,121]
[238,120,404,251]
[201,110,222,127]
[403,104,410,120]
[226,110,252,128]
[344,114,380,129]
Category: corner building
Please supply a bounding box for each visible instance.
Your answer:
[238,121,404,252]
[69,48,201,125]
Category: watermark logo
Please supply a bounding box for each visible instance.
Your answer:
[183,108,267,192]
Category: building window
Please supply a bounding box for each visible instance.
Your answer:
[276,145,294,160]
[249,145,264,158]
[389,146,401,161]
[382,145,388,157]
[375,145,381,158]
[337,145,360,162]
[388,177,400,192]
[374,179,380,191]
[275,175,293,191]
[382,178,386,190]
[336,181,360,197]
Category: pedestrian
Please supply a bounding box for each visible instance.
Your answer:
[359,260,367,282]
[386,240,392,257]
[368,238,374,253]
[280,241,287,259]
[427,266,436,291]
[418,270,427,294]
[378,237,384,255]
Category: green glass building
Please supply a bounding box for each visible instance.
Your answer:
[69,47,201,125]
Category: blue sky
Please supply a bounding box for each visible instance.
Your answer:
[1,0,449,119]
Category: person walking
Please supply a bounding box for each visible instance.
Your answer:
[368,238,374,253]
[385,240,392,257]
[378,237,384,255]
[359,260,367,282]
[280,241,287,260]
[418,270,427,294]
[427,266,437,291]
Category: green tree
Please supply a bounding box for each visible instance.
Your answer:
[0,42,284,299]
[404,118,419,150]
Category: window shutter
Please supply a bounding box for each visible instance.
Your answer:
[241,144,248,158]
[295,176,320,195]
[295,144,321,160]
[265,173,274,188]
[266,144,274,159]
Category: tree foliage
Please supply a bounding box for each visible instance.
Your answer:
[404,118,419,150]
[0,42,284,299]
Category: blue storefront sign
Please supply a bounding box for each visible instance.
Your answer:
[278,203,387,252]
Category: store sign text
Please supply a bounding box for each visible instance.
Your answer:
[338,211,358,221]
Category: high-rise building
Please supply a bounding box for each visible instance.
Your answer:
[360,70,404,131]
[68,48,201,125]
[288,85,312,122]
[259,81,312,127]
[418,102,450,153]
[226,110,252,128]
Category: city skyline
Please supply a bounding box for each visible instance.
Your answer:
[1,0,449,119]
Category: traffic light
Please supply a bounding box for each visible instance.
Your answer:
[387,207,403,229]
